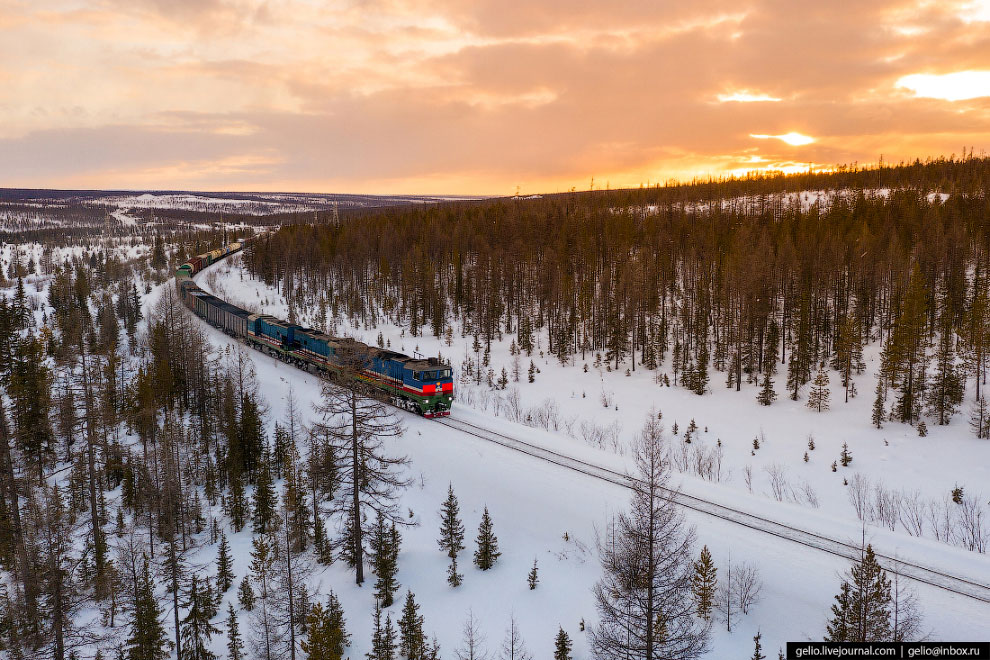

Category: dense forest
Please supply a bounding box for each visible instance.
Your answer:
[244,156,990,434]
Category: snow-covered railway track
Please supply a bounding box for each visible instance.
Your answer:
[435,415,990,605]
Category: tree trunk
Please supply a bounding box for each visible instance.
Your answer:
[350,390,364,585]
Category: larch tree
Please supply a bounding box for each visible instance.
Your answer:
[311,342,409,586]
[591,413,710,660]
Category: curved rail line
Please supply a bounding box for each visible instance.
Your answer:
[436,416,990,605]
[185,243,990,606]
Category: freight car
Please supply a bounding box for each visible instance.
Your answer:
[175,236,453,417]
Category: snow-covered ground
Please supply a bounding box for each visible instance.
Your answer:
[624,188,953,217]
[186,255,990,656]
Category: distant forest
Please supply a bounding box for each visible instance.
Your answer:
[245,155,990,433]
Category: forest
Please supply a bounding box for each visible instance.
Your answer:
[244,156,990,435]
[0,158,986,659]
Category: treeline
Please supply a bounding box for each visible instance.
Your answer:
[244,157,990,432]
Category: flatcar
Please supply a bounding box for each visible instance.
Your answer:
[174,236,453,417]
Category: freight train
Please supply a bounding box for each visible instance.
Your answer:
[175,236,453,417]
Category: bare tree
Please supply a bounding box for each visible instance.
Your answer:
[731,562,763,615]
[591,412,709,660]
[311,340,409,585]
[498,616,532,660]
[889,561,925,642]
[456,609,491,660]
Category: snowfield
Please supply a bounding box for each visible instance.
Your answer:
[186,256,990,656]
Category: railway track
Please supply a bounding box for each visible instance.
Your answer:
[435,415,990,605]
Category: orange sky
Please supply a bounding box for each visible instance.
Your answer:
[1,0,990,195]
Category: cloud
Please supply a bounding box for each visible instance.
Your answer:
[750,133,816,146]
[0,0,988,193]
[896,71,990,101]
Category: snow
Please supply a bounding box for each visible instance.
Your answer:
[622,187,951,217]
[184,258,990,657]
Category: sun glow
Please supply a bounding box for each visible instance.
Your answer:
[717,90,782,103]
[896,71,990,101]
[750,132,815,146]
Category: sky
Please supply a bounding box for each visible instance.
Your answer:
[1,0,989,195]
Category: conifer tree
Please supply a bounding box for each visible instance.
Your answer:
[553,628,572,660]
[226,604,244,660]
[474,507,501,570]
[371,512,401,608]
[438,484,466,559]
[527,559,539,590]
[216,533,234,592]
[971,396,990,438]
[398,591,426,660]
[927,295,965,425]
[889,267,930,424]
[311,372,409,586]
[807,364,830,412]
[756,371,776,406]
[825,546,892,642]
[229,473,247,533]
[180,575,220,660]
[751,631,765,660]
[691,545,717,621]
[592,413,710,660]
[368,604,398,660]
[447,555,463,587]
[238,576,255,611]
[304,594,350,660]
[840,443,853,467]
[127,558,169,660]
[871,379,886,429]
[252,461,278,535]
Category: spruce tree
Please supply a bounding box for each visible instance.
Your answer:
[368,604,398,660]
[756,371,776,406]
[807,364,830,412]
[527,559,539,590]
[553,628,572,660]
[371,512,401,608]
[252,462,277,535]
[691,545,717,621]
[398,591,426,660]
[447,555,463,587]
[751,631,766,660]
[229,473,247,532]
[474,507,501,570]
[226,604,244,660]
[871,379,886,429]
[180,576,220,660]
[238,576,255,611]
[216,533,234,592]
[437,484,466,559]
[840,443,853,467]
[127,558,169,660]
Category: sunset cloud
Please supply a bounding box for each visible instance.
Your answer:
[0,0,988,194]
[896,71,990,101]
[750,133,816,146]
